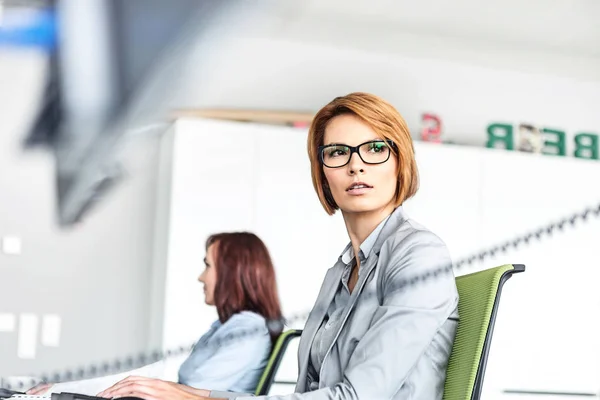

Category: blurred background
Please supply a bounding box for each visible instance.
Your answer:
[1,0,599,398]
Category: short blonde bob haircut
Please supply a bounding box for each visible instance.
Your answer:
[307,92,419,215]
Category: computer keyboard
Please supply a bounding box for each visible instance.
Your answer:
[1,391,144,400]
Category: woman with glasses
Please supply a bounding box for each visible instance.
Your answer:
[100,92,459,400]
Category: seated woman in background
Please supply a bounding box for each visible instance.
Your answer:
[177,231,283,391]
[28,231,282,395]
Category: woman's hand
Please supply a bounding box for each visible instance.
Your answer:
[97,376,215,400]
[26,383,53,395]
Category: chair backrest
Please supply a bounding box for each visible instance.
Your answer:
[443,264,525,400]
[255,329,303,396]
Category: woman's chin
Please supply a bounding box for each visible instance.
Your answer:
[341,204,384,215]
[339,198,396,216]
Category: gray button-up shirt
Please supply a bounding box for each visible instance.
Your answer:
[307,215,390,391]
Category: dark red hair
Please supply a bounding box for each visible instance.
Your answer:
[206,232,283,339]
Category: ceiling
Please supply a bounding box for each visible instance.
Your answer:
[283,0,600,59]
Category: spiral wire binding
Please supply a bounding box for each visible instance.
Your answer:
[4,201,600,391]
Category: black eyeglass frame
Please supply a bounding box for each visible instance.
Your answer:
[318,139,396,168]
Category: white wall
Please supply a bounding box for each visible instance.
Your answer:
[0,49,165,379]
[161,118,600,398]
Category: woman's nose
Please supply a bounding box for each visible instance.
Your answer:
[348,152,365,174]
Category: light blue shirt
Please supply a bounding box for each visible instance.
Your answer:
[178,311,271,393]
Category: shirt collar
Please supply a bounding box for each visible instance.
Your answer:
[340,214,391,265]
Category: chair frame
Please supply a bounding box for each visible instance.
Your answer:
[255,329,303,396]
[470,264,525,400]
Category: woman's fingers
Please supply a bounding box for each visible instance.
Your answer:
[121,376,155,382]
[98,377,208,400]
[27,383,53,395]
[99,379,166,399]
[98,376,153,397]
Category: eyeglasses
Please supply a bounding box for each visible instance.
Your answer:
[318,139,395,168]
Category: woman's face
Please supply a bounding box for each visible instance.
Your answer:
[198,243,218,306]
[322,114,398,216]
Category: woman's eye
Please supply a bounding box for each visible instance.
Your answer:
[328,147,348,157]
[369,143,387,152]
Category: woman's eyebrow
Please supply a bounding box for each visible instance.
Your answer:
[323,138,382,146]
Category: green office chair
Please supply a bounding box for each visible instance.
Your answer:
[443,264,525,400]
[255,329,303,396]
